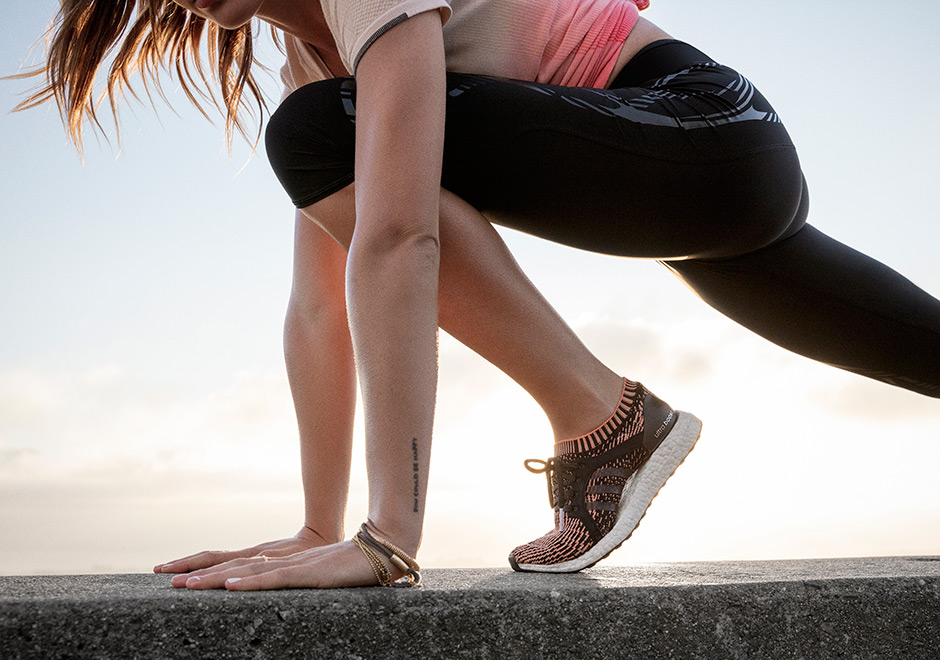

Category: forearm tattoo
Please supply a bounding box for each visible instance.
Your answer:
[412,437,420,513]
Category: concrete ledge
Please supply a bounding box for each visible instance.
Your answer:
[2,557,939,659]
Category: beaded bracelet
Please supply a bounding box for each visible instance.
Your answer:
[352,522,422,587]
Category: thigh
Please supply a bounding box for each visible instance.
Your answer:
[267,63,804,260]
[266,77,358,209]
[440,68,804,259]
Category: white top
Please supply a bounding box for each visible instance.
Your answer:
[280,0,648,95]
[325,0,453,73]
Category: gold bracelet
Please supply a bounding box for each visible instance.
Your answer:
[352,534,393,586]
[354,523,422,587]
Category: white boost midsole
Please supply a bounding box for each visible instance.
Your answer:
[517,411,703,573]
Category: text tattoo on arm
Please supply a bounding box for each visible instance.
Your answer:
[412,438,419,513]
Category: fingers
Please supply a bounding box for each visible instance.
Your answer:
[169,555,264,588]
[170,546,338,588]
[225,545,379,590]
[154,535,329,575]
[176,561,266,590]
[180,556,313,590]
[224,566,325,591]
[170,542,381,590]
[154,548,253,575]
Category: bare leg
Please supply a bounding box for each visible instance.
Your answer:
[304,183,624,443]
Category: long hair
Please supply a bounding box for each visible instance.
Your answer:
[11,0,268,153]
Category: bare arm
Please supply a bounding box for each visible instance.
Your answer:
[346,8,447,556]
[284,212,356,544]
[154,214,355,576]
[171,9,449,588]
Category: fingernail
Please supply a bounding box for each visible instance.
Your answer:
[187,577,201,584]
[227,577,242,584]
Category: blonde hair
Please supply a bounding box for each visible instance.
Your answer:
[11,0,270,153]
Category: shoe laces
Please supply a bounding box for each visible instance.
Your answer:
[524,456,583,513]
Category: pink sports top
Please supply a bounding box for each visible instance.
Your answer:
[281,0,650,95]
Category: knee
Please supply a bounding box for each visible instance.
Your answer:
[265,78,357,208]
[301,183,357,248]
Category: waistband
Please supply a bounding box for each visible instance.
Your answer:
[609,39,717,88]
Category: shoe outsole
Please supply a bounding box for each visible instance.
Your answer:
[511,411,702,573]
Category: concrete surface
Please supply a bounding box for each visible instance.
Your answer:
[1,557,939,659]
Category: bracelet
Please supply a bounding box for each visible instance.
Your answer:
[352,534,393,586]
[352,522,422,587]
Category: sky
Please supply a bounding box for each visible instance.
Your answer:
[1,1,939,576]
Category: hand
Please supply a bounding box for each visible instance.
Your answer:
[168,539,397,590]
[153,526,333,577]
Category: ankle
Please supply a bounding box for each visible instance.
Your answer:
[549,372,632,443]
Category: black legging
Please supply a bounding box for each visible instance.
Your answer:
[265,40,940,398]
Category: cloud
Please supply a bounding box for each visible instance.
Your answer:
[808,371,940,422]
[3,333,938,577]
[0,365,310,575]
[574,315,715,385]
[0,365,299,483]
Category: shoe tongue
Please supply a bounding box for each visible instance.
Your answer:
[554,430,604,457]
[554,441,593,462]
[553,438,581,457]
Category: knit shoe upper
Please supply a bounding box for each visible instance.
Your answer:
[510,378,683,571]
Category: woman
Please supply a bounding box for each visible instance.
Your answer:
[18,0,940,588]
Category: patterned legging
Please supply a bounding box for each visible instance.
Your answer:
[266,40,940,397]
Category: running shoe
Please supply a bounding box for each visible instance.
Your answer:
[509,378,702,573]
